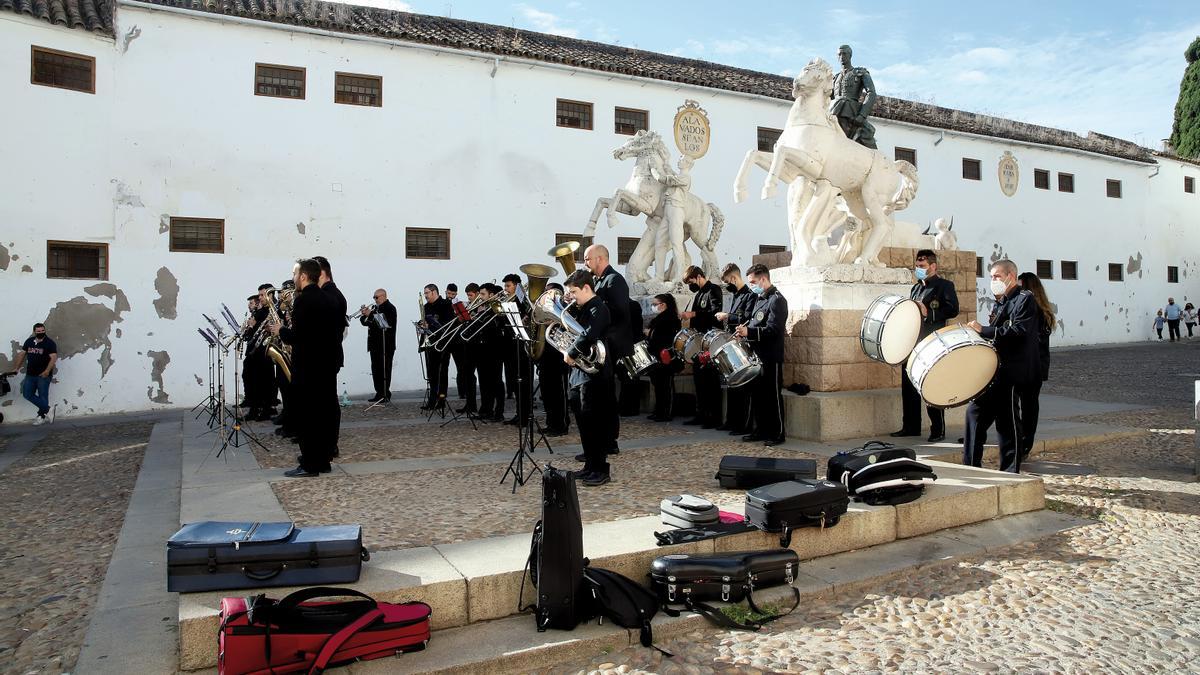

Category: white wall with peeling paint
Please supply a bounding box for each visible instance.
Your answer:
[1,7,1199,421]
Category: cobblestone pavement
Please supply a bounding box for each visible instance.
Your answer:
[0,422,150,675]
[539,344,1200,674]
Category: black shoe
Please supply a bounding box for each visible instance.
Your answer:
[504,416,520,425]
[573,470,596,482]
[271,414,284,425]
[574,453,587,462]
[582,472,611,487]
[742,434,765,443]
[701,422,718,429]
[890,429,919,437]
[259,408,277,421]
[284,467,318,478]
[545,428,569,437]
[237,400,252,409]
[607,447,620,456]
[957,437,965,444]
[682,418,704,426]
[456,405,477,414]
[332,449,340,458]
[368,395,384,403]
[318,466,332,474]
[764,437,786,447]
[491,414,506,423]
[927,432,946,443]
[714,424,731,431]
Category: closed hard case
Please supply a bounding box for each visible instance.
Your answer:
[744,480,849,546]
[826,441,915,485]
[649,549,799,604]
[714,455,818,489]
[167,521,369,593]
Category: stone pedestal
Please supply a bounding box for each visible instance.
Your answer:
[784,389,967,442]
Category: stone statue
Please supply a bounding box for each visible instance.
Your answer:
[925,217,958,251]
[585,130,723,285]
[829,44,877,150]
[732,58,919,268]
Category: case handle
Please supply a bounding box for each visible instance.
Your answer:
[241,565,284,581]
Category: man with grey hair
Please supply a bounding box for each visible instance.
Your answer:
[963,259,1040,472]
[584,243,631,455]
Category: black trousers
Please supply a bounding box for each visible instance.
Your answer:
[369,346,395,399]
[424,349,450,404]
[963,381,1022,473]
[650,368,675,418]
[242,350,277,409]
[452,345,477,408]
[618,372,642,416]
[275,370,296,435]
[1188,322,1196,337]
[692,367,723,425]
[1168,318,1181,341]
[901,364,944,435]
[477,354,505,417]
[724,384,751,432]
[295,368,336,472]
[752,361,785,441]
[503,347,518,398]
[570,376,614,475]
[1016,379,1043,459]
[538,359,570,432]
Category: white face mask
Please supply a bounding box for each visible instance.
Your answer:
[653,304,665,314]
[990,278,1008,296]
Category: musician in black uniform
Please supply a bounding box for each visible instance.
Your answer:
[454,283,481,414]
[564,270,616,487]
[736,264,788,447]
[273,279,298,439]
[618,298,644,416]
[716,263,755,435]
[681,265,723,428]
[314,256,346,457]
[893,250,959,442]
[271,259,338,477]
[585,244,631,454]
[501,273,535,426]
[646,293,682,421]
[421,284,455,410]
[537,282,571,436]
[360,288,398,403]
[472,283,507,422]
[963,259,1039,473]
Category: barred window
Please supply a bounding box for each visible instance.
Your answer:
[759,245,786,255]
[335,72,382,107]
[1108,263,1123,282]
[617,237,639,264]
[554,233,593,264]
[31,46,95,94]
[406,228,450,260]
[1168,266,1180,284]
[894,147,917,167]
[614,107,648,135]
[976,257,984,278]
[1034,169,1050,190]
[1185,176,1195,194]
[757,127,782,152]
[962,158,981,181]
[48,241,108,279]
[169,218,225,253]
[255,63,305,99]
[1106,179,1122,199]
[1036,260,1053,279]
[556,99,593,130]
[1061,261,1078,280]
[1058,172,1075,193]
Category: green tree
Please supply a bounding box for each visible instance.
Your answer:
[1169,37,1200,158]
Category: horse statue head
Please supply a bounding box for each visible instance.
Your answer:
[613,129,671,167]
[792,57,834,100]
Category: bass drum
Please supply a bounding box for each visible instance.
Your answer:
[620,340,657,377]
[906,325,998,408]
[711,339,761,388]
[860,294,922,365]
[672,328,705,363]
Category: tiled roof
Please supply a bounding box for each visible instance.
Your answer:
[5,0,1156,163]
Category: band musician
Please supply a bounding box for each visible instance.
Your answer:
[537,282,571,436]
[420,284,455,411]
[893,249,958,443]
[735,264,787,447]
[564,270,615,487]
[473,283,507,422]
[502,273,534,425]
[584,244,631,454]
[454,283,481,414]
[682,265,723,428]
[716,263,754,435]
[360,289,397,403]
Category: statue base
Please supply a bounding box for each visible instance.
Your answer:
[784,388,967,441]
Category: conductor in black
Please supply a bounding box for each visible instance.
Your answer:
[963,259,1039,473]
[735,264,788,447]
[893,249,958,442]
[563,270,615,487]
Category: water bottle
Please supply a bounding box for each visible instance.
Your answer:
[340,390,352,407]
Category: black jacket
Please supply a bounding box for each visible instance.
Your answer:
[979,286,1040,386]
[245,306,269,354]
[910,274,958,339]
[1036,311,1051,382]
[725,284,755,329]
[745,286,788,363]
[690,281,723,333]
[279,284,337,383]
[322,281,349,369]
[647,311,682,355]
[424,297,455,333]
[567,295,612,387]
[594,265,633,358]
[360,300,397,352]
[628,299,644,343]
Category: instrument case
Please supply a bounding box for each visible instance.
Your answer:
[659,494,719,528]
[714,455,818,489]
[650,549,799,604]
[167,522,369,593]
[826,441,915,485]
[744,480,849,547]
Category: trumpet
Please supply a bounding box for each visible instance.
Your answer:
[349,303,376,321]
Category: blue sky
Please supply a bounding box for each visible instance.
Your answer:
[343,0,1199,147]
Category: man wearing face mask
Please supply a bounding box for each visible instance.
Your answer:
[893,250,958,442]
[736,265,788,446]
[681,265,724,428]
[715,263,755,435]
[8,323,58,425]
[964,259,1039,473]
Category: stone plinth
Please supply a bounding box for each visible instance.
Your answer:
[784,389,967,441]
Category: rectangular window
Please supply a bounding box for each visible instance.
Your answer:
[1106,179,1122,198]
[616,237,640,264]
[758,245,787,255]
[1061,261,1078,280]
[405,227,450,260]
[169,217,225,253]
[255,63,305,99]
[962,158,981,181]
[1034,169,1050,190]
[614,107,648,135]
[1186,176,1195,194]
[1168,266,1180,284]
[976,256,984,278]
[1108,263,1123,282]
[757,127,782,152]
[47,241,108,280]
[894,147,917,167]
[334,72,382,107]
[556,99,593,130]
[1036,260,1054,279]
[1058,172,1075,193]
[555,233,594,264]
[31,46,95,94]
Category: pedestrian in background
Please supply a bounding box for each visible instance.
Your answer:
[1153,310,1165,341]
[1164,297,1182,342]
[1183,302,1197,338]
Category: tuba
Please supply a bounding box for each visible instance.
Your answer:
[532,288,606,374]
[520,262,558,359]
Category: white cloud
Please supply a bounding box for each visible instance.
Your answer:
[514,3,579,38]
[713,39,750,55]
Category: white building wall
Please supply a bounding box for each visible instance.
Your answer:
[1,5,1198,421]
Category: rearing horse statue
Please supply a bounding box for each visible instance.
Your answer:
[732,58,918,268]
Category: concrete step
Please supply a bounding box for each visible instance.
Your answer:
[178,461,1045,670]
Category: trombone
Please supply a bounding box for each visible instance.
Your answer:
[423,293,490,352]
[457,290,515,344]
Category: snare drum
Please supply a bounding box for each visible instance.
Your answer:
[905,325,998,408]
[860,294,923,365]
[619,340,657,377]
[712,339,761,388]
[672,328,704,363]
[701,329,734,353]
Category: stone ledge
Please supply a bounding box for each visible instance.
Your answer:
[783,388,967,441]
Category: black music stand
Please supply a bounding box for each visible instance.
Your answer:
[365,311,391,413]
[216,331,268,457]
[498,302,548,492]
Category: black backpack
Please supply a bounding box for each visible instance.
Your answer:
[581,566,672,655]
[519,466,585,631]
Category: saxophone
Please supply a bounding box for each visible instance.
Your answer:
[262,290,294,381]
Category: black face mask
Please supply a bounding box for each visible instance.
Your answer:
[688,283,700,293]
[34,333,45,340]
[725,283,737,294]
